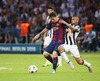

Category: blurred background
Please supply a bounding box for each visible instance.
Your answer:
[0,0,100,52]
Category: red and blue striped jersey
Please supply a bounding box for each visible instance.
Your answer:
[46,18,66,43]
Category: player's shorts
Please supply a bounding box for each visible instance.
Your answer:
[45,42,64,54]
[62,44,80,58]
[43,37,52,46]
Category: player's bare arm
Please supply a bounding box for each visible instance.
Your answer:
[32,28,48,43]
[68,28,73,36]
[43,31,48,41]
[61,20,77,31]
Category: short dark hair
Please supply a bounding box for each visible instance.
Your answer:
[47,5,54,10]
[49,12,57,18]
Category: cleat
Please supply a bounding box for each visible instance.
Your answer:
[57,64,62,67]
[42,64,47,67]
[42,63,51,67]
[88,65,93,73]
[68,61,74,70]
[51,69,56,74]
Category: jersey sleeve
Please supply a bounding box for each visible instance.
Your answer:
[75,25,80,32]
[46,23,52,30]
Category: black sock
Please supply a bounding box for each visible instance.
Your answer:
[45,55,53,63]
[53,57,58,70]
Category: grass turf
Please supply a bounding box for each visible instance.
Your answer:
[0,52,100,81]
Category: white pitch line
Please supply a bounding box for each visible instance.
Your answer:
[0,67,12,70]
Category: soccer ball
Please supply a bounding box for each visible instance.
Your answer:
[28,65,38,73]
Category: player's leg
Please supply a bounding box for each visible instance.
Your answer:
[57,51,62,67]
[70,45,93,73]
[75,57,93,72]
[51,51,58,73]
[42,46,51,67]
[58,45,74,70]
[43,43,55,64]
[42,39,52,67]
[43,51,53,63]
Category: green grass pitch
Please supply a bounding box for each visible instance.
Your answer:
[0,52,100,81]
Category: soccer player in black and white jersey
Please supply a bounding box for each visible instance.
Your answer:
[58,16,93,73]
[42,6,62,67]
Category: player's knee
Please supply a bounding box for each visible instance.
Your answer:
[43,52,49,57]
[58,46,64,52]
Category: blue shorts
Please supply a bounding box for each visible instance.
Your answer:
[44,42,63,54]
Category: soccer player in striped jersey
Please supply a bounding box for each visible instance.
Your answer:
[58,16,93,73]
[32,12,74,73]
[43,6,62,67]
[42,7,54,67]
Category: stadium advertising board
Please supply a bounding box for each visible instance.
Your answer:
[0,44,41,54]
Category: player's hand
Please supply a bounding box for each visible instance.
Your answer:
[68,33,73,37]
[43,36,46,41]
[32,34,40,43]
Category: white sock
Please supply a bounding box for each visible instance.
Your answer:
[61,51,69,63]
[58,56,62,64]
[83,60,90,67]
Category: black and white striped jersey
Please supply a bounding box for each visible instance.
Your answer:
[45,16,51,25]
[65,24,80,45]
[45,16,53,38]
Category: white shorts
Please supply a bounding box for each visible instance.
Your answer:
[62,44,80,58]
[43,37,52,46]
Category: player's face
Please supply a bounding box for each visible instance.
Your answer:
[47,9,54,14]
[71,17,79,24]
[51,16,58,23]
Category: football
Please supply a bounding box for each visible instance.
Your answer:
[28,65,38,73]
